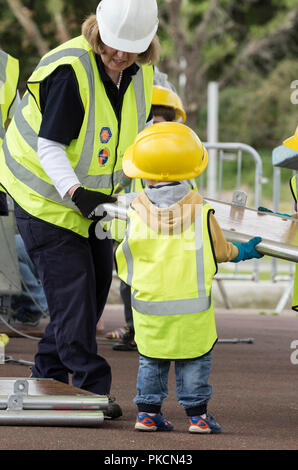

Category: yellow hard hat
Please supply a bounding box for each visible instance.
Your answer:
[123,122,208,181]
[283,126,298,151]
[152,86,186,123]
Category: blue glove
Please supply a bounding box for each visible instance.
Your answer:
[258,206,291,218]
[231,236,263,262]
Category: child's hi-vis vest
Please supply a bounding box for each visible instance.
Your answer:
[115,201,218,359]
[0,51,19,195]
[0,36,153,237]
[290,175,298,311]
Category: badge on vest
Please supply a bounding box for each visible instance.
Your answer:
[100,127,112,144]
[98,148,109,166]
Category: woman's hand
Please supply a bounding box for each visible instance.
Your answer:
[72,186,117,219]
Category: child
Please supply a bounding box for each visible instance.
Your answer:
[105,77,190,349]
[283,127,298,312]
[115,122,263,433]
[259,127,298,312]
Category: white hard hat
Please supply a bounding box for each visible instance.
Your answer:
[96,0,159,53]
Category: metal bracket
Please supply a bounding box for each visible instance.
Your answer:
[0,379,106,426]
[232,190,247,207]
[7,394,23,410]
[14,379,29,395]
[6,379,29,411]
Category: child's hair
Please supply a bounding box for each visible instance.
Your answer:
[152,105,176,122]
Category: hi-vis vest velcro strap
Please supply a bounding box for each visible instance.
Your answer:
[4,47,147,203]
[122,203,212,316]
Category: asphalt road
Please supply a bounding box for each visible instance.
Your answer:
[0,306,297,455]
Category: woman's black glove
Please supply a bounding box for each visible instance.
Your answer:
[72,187,117,219]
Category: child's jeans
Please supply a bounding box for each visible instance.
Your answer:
[134,352,212,416]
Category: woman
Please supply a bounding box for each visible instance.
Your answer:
[0,0,159,418]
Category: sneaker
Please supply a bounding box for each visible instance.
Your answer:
[188,414,221,434]
[113,339,137,351]
[113,329,137,351]
[105,325,130,340]
[135,412,174,432]
[104,396,123,419]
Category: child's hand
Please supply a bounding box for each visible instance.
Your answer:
[258,206,291,218]
[231,237,263,262]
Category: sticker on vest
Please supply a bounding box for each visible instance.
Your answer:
[98,148,109,166]
[100,127,112,144]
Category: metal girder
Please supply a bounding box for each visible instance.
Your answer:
[0,379,107,427]
[98,191,298,263]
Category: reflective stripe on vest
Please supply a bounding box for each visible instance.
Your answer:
[121,201,213,316]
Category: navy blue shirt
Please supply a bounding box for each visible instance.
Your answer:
[37,54,153,146]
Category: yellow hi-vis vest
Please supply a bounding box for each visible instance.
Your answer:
[0,36,153,237]
[115,200,218,359]
[290,174,298,311]
[0,51,19,195]
[0,51,19,143]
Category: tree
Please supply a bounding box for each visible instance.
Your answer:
[0,0,98,89]
[157,0,298,130]
[1,0,297,145]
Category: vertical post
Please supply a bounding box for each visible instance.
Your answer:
[207,82,218,198]
[178,57,187,103]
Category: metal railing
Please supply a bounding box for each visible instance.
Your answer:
[203,142,263,209]
[201,142,263,287]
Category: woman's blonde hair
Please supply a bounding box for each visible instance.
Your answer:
[82,14,160,65]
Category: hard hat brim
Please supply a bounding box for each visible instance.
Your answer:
[97,15,158,53]
[176,109,187,124]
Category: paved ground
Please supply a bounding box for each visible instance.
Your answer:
[0,305,297,453]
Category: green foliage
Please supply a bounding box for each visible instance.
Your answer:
[216,59,298,149]
[196,58,298,150]
[0,0,99,88]
[0,0,297,148]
